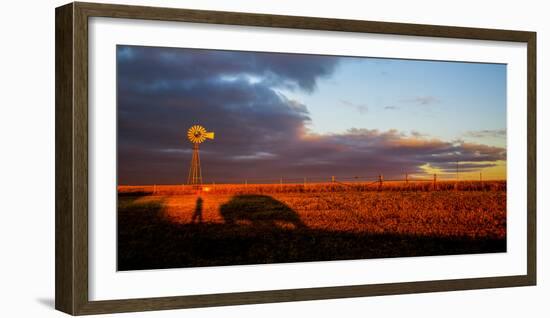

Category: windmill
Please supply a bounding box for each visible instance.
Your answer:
[187,125,215,186]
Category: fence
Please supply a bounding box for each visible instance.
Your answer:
[119,172,505,195]
[201,172,489,187]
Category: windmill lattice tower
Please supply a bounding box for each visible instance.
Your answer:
[187,125,215,186]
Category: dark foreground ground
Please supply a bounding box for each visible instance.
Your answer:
[118,187,506,271]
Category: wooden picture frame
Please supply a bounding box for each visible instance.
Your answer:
[55,1,536,315]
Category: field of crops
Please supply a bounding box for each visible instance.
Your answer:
[120,180,506,195]
[118,181,506,270]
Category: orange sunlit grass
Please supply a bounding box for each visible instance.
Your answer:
[118,181,506,270]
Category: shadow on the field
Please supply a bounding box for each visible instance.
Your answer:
[117,193,506,271]
[191,196,204,223]
[220,194,307,229]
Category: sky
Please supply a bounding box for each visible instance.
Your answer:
[117,45,507,185]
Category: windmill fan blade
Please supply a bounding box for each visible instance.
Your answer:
[204,132,215,139]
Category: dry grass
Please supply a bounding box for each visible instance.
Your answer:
[119,180,506,195]
[117,181,506,270]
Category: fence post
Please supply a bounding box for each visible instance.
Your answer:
[304,177,307,189]
[378,174,383,189]
[433,174,437,190]
[405,173,409,184]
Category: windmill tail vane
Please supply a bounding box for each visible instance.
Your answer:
[186,125,214,187]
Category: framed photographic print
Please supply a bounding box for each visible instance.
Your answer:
[55,2,536,315]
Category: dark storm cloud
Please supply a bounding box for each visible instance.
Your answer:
[117,46,339,92]
[117,45,505,184]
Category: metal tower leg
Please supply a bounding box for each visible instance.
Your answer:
[187,143,202,186]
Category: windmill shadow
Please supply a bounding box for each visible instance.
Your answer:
[220,195,306,230]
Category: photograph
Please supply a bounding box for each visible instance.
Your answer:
[116,45,507,271]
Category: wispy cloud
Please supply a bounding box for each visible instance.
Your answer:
[463,129,506,138]
[339,99,368,114]
[401,96,440,106]
[156,148,193,154]
[384,105,398,110]
[231,152,277,161]
[410,130,427,138]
